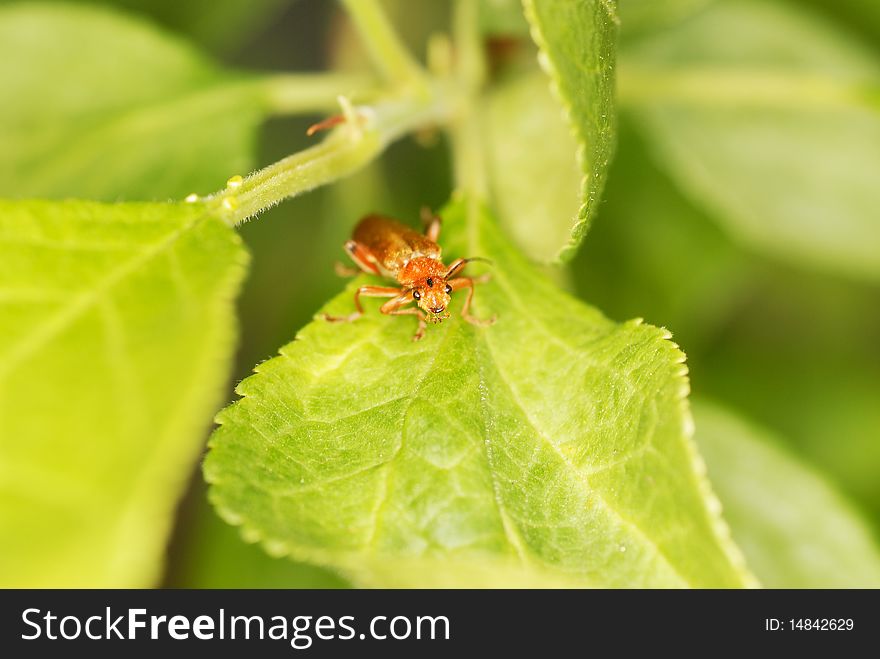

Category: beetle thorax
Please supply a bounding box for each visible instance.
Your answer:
[398,256,446,286]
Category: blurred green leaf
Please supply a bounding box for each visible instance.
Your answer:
[0,200,247,586]
[694,400,880,588]
[620,0,880,282]
[618,0,713,37]
[695,272,880,527]
[484,74,582,262]
[521,0,618,262]
[0,0,293,54]
[206,197,753,588]
[802,0,880,53]
[0,3,265,201]
[573,120,752,352]
[92,0,291,54]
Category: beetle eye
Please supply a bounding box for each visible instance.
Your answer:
[413,290,421,300]
[445,284,452,294]
[426,277,433,287]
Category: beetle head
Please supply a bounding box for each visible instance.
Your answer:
[412,276,452,323]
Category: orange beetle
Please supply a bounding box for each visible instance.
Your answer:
[323,210,495,341]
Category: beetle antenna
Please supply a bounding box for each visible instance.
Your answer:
[445,257,493,279]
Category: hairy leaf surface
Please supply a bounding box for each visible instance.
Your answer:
[206,198,753,588]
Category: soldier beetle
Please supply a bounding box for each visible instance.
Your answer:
[323,209,496,341]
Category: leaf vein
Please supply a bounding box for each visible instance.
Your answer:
[0,210,208,378]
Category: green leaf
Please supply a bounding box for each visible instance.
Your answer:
[84,0,291,53]
[801,0,880,53]
[0,3,265,201]
[0,199,247,587]
[694,400,880,588]
[206,197,753,588]
[573,123,880,533]
[619,0,880,282]
[521,0,618,262]
[484,74,583,262]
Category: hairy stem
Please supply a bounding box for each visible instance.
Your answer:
[203,83,462,225]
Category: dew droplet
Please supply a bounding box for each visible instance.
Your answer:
[619,545,627,553]
[226,174,244,189]
[184,193,199,203]
[222,196,238,211]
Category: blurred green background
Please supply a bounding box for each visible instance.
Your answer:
[3,0,875,587]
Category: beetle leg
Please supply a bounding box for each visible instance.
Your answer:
[392,308,428,342]
[448,276,496,327]
[420,206,442,243]
[341,240,381,275]
[322,286,402,323]
[380,294,428,341]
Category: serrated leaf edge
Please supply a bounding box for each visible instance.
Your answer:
[654,325,761,588]
[521,0,619,264]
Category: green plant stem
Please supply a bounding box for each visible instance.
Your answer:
[260,72,377,115]
[204,83,461,225]
[340,0,428,89]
